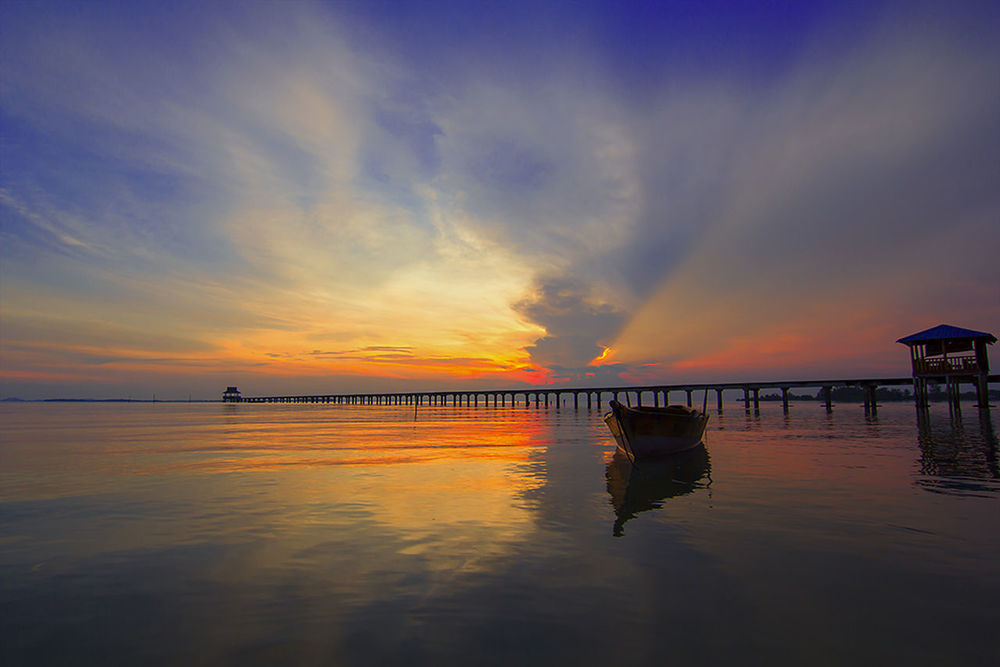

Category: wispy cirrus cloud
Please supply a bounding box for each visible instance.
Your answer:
[612,21,1000,379]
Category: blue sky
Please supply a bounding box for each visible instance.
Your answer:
[1,0,998,399]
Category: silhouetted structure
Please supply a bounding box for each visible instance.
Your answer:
[222,386,242,403]
[897,324,995,415]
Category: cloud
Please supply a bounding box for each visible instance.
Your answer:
[0,3,547,394]
[430,78,641,275]
[0,189,106,255]
[514,277,626,373]
[612,21,1000,378]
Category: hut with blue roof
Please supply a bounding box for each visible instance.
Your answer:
[897,324,995,412]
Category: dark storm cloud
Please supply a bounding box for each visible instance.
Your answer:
[514,278,626,372]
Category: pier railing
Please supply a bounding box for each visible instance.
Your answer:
[914,355,981,375]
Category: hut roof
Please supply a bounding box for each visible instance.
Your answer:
[897,324,997,345]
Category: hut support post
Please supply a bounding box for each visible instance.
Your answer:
[949,378,962,419]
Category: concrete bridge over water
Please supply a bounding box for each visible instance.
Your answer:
[228,374,999,417]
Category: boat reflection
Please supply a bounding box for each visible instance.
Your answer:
[915,411,999,496]
[606,444,711,537]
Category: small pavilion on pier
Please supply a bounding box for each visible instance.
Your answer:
[897,324,995,412]
[222,386,242,403]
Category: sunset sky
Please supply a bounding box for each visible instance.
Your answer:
[2,0,998,399]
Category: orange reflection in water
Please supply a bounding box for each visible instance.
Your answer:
[156,406,552,568]
[1,404,555,575]
[141,412,546,473]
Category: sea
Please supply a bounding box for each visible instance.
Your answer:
[2,399,998,665]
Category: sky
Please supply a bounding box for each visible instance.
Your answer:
[1,0,998,400]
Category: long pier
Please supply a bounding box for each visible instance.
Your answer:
[234,375,998,416]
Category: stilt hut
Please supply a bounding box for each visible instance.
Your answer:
[222,386,242,403]
[897,325,995,412]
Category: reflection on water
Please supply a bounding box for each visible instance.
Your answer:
[605,445,711,536]
[1,402,999,665]
[915,409,999,496]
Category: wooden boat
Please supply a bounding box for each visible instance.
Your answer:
[604,399,709,461]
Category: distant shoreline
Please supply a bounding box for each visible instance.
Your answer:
[1,398,217,403]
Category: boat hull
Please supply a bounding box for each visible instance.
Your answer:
[604,400,709,461]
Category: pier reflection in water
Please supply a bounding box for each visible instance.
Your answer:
[605,445,712,536]
[915,410,999,496]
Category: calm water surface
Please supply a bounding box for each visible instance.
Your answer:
[2,401,998,665]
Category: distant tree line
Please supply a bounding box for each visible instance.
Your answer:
[761,386,1000,402]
